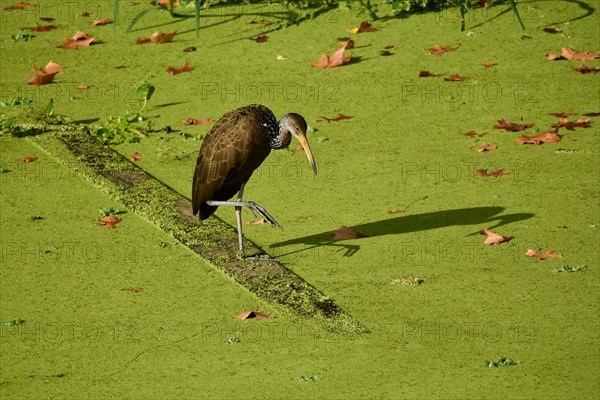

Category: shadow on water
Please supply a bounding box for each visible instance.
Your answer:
[271,206,534,257]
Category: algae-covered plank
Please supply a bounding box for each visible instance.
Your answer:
[29,132,368,334]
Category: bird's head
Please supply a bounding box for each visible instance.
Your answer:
[280,113,317,175]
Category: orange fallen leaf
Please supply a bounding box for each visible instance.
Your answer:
[493,119,534,132]
[552,118,591,131]
[484,60,497,68]
[234,311,271,320]
[137,31,176,44]
[525,249,562,260]
[465,130,488,137]
[518,132,561,145]
[445,73,468,81]
[242,218,266,225]
[311,45,352,68]
[158,0,180,7]
[183,118,214,126]
[425,45,458,55]
[27,61,64,85]
[19,156,38,163]
[343,39,355,49]
[333,226,369,241]
[129,152,143,161]
[547,47,600,61]
[61,30,96,49]
[92,19,111,26]
[474,169,508,177]
[387,210,406,215]
[316,113,353,122]
[480,228,513,245]
[294,145,303,153]
[166,62,193,75]
[121,287,142,293]
[475,143,497,152]
[97,215,121,229]
[77,85,91,90]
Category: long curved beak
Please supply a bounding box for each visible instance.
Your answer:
[296,133,317,175]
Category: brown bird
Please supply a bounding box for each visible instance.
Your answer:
[192,104,317,258]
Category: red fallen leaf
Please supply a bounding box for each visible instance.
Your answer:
[465,130,488,137]
[552,118,591,130]
[387,209,406,215]
[137,31,177,44]
[525,249,562,260]
[480,228,513,245]
[573,65,599,74]
[97,215,121,229]
[22,25,59,32]
[518,132,561,145]
[493,119,534,132]
[27,61,64,85]
[129,152,143,161]
[425,45,458,55]
[19,156,38,163]
[92,19,111,26]
[183,46,196,52]
[234,311,271,320]
[444,73,468,81]
[183,118,214,126]
[474,169,508,177]
[548,47,600,61]
[583,112,600,117]
[333,226,369,241]
[353,21,378,33]
[242,219,266,225]
[166,62,193,75]
[3,3,38,10]
[121,287,142,293]
[549,112,573,118]
[61,31,96,49]
[253,33,268,42]
[316,113,353,122]
[311,45,352,68]
[543,27,561,34]
[475,143,497,152]
[77,85,91,90]
[484,60,497,68]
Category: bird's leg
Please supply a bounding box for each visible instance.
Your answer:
[235,185,245,258]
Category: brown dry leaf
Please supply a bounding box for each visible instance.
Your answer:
[475,143,497,152]
[242,219,266,225]
[137,31,176,44]
[493,119,534,132]
[425,45,458,55]
[525,249,562,260]
[3,3,38,10]
[518,132,561,145]
[22,24,58,32]
[583,112,600,117]
[253,33,267,43]
[166,62,193,75]
[233,311,271,320]
[552,118,591,131]
[183,46,196,53]
[480,228,513,245]
[97,215,121,229]
[465,130,488,137]
[92,18,111,26]
[183,118,214,126]
[121,287,142,293]
[419,70,441,77]
[311,45,352,68]
[61,30,96,49]
[484,60,497,68]
[81,11,91,17]
[316,113,353,122]
[549,112,573,118]
[474,169,508,177]
[27,61,64,85]
[343,39,355,49]
[387,210,406,215]
[347,21,378,33]
[333,226,369,241]
[573,65,599,74]
[19,156,38,163]
[548,47,600,61]
[543,27,561,34]
[129,152,143,161]
[444,73,468,81]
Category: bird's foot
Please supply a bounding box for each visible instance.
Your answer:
[247,201,283,229]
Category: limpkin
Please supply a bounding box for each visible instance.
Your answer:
[192,104,317,258]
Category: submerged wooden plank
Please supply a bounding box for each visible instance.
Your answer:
[29,131,368,334]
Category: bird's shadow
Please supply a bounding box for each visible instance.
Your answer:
[270,206,534,257]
